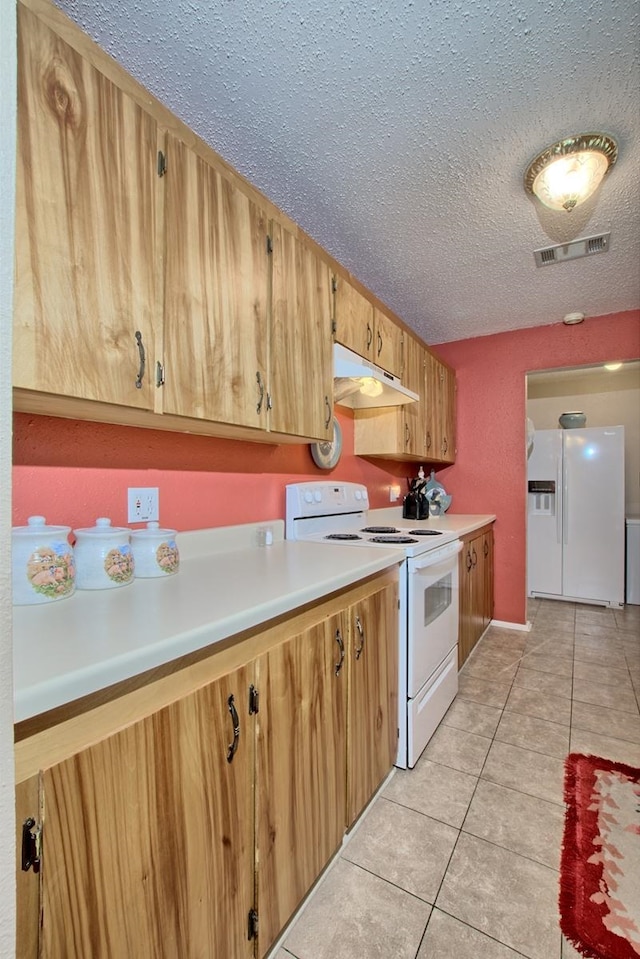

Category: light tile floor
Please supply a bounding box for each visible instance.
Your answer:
[274,598,640,959]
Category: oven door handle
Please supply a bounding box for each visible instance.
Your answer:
[409,540,462,572]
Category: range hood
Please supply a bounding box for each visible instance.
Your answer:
[333,343,419,409]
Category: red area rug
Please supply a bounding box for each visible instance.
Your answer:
[560,753,640,958]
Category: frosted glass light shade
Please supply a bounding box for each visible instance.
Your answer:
[524,134,617,212]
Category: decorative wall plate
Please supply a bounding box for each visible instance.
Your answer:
[310,417,343,470]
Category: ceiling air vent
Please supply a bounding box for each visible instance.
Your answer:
[533,232,611,268]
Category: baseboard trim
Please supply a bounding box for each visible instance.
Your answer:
[490,618,532,632]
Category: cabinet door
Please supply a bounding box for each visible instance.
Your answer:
[14,6,158,409]
[373,308,403,377]
[347,580,399,826]
[441,362,456,462]
[270,224,333,439]
[255,615,347,956]
[401,335,427,458]
[163,134,269,427]
[16,775,40,959]
[482,529,494,630]
[426,353,456,463]
[38,667,254,959]
[458,541,475,668]
[333,275,375,360]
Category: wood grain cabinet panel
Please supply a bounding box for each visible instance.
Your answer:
[270,223,333,441]
[332,276,403,376]
[162,133,270,429]
[16,776,40,959]
[458,526,494,668]
[14,4,158,410]
[255,615,347,956]
[425,352,456,464]
[35,667,254,959]
[346,580,399,826]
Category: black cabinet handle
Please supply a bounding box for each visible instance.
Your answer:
[226,694,240,763]
[324,395,332,428]
[466,550,473,571]
[426,431,432,450]
[484,541,489,557]
[335,629,345,675]
[256,371,265,413]
[472,548,478,567]
[354,616,365,660]
[366,323,373,350]
[134,331,145,389]
[377,330,383,356]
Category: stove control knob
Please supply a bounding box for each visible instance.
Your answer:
[354,490,362,501]
[304,491,313,504]
[314,490,322,503]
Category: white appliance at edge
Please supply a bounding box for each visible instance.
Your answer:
[527,426,625,607]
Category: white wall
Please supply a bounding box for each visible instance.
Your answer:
[0,0,16,952]
[528,382,640,516]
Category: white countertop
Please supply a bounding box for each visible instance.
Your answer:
[13,533,400,722]
[369,508,497,536]
[13,513,495,723]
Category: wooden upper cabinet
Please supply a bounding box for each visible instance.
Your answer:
[36,665,254,959]
[14,5,158,410]
[269,223,333,440]
[332,276,403,376]
[425,351,456,463]
[373,308,403,377]
[162,133,269,428]
[332,275,374,359]
[401,334,427,458]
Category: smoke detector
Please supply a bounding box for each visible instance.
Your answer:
[534,232,610,268]
[563,312,585,325]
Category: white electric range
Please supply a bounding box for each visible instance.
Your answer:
[285,481,462,768]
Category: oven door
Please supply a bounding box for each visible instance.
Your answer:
[407,540,462,697]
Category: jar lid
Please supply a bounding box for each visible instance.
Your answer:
[74,517,131,536]
[13,515,71,536]
[130,521,178,539]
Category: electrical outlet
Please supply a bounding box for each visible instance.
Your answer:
[389,485,401,502]
[127,487,159,523]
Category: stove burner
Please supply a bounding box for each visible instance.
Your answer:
[407,529,443,536]
[324,533,363,541]
[369,535,419,544]
[360,526,400,534]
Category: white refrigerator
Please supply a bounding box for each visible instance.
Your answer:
[527,426,625,607]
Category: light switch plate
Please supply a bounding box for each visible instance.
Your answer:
[127,487,159,523]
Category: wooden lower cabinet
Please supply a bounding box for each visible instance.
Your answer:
[346,582,399,826]
[18,666,254,959]
[255,614,347,955]
[458,525,494,668]
[16,570,398,959]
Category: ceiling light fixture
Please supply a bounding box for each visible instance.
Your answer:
[524,133,618,212]
[563,312,585,325]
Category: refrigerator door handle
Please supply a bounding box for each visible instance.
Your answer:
[556,455,563,544]
[563,453,569,545]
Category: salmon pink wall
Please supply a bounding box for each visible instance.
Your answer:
[433,310,640,627]
[12,408,412,531]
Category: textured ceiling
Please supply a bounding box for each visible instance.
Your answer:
[54,0,640,345]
